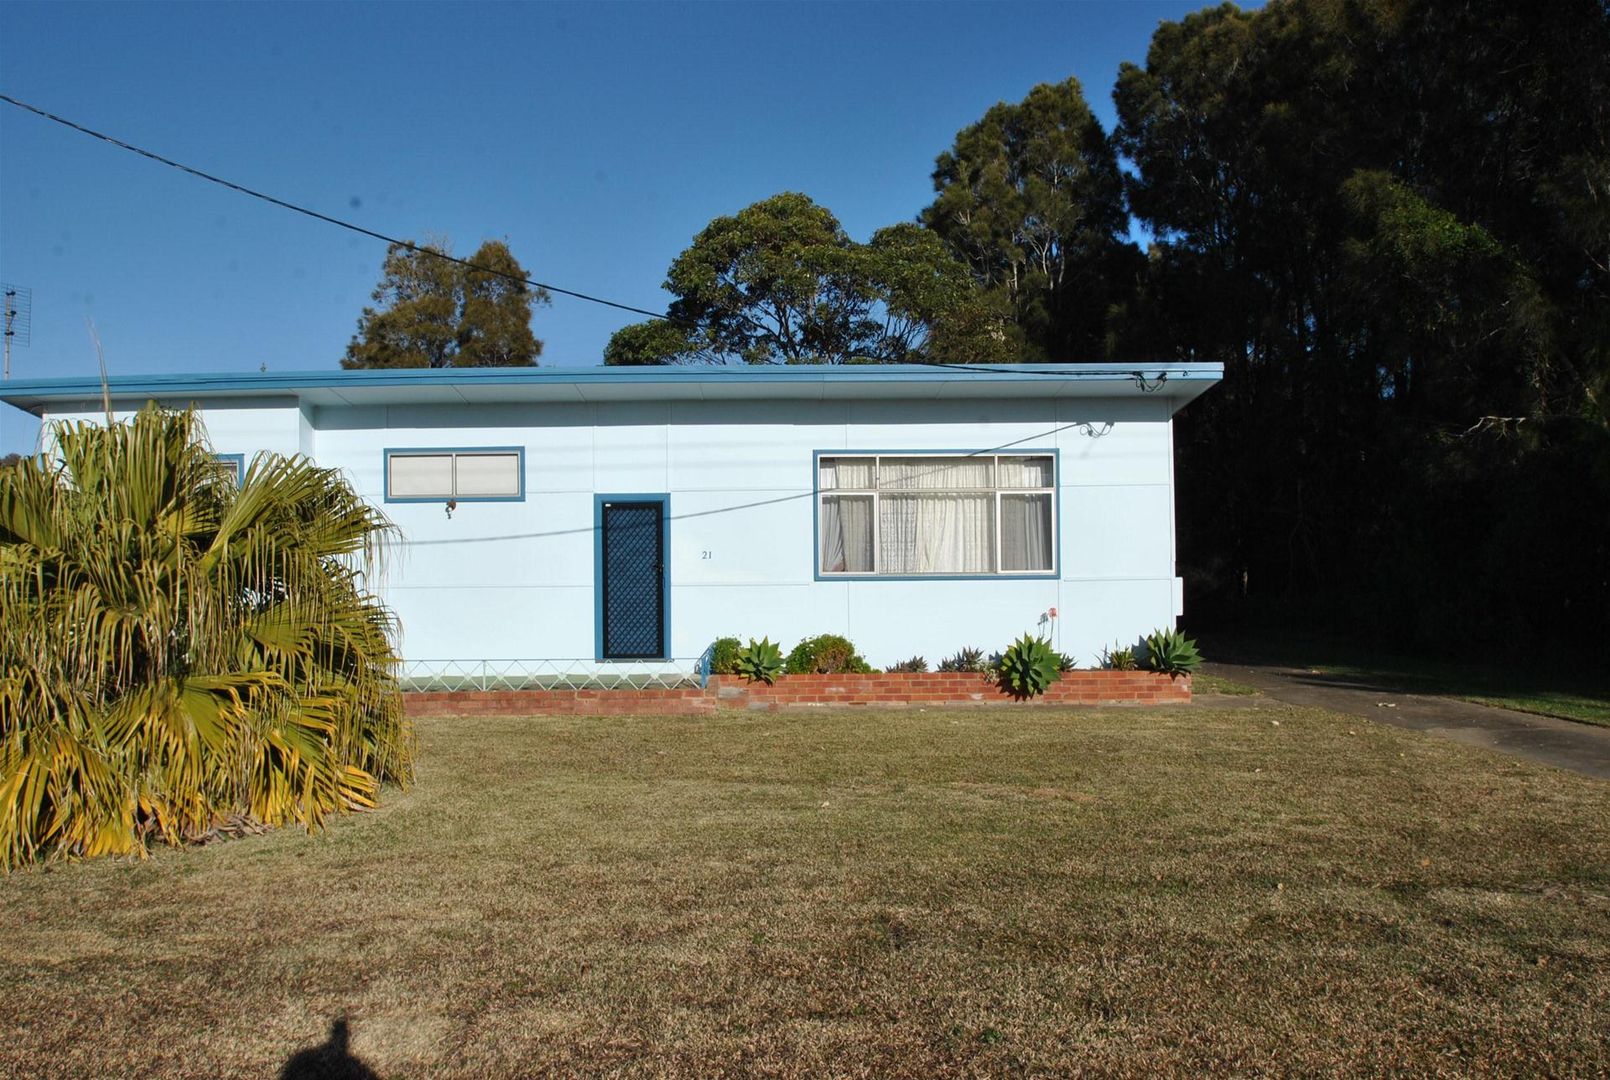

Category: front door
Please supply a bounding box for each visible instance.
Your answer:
[598,497,668,659]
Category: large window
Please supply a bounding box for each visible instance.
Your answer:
[817,452,1056,577]
[385,447,524,502]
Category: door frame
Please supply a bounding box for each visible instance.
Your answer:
[593,493,671,661]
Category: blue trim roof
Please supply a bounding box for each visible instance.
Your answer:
[0,362,1223,413]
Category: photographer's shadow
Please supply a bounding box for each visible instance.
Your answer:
[280,1017,381,1080]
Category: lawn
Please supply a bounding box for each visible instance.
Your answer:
[3,706,1608,1078]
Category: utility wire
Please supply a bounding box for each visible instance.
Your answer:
[0,93,673,321]
[0,94,1200,385]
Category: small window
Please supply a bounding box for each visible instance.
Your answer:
[385,448,523,501]
[215,454,245,486]
[817,452,1056,577]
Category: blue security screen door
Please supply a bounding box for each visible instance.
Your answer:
[599,499,668,659]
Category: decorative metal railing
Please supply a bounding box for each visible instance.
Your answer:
[401,646,715,692]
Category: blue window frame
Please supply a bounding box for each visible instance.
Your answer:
[384,446,525,503]
[813,449,1060,581]
[214,453,245,487]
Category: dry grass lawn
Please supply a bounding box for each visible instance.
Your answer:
[3,705,1608,1078]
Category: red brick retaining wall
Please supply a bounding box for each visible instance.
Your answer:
[405,671,1189,717]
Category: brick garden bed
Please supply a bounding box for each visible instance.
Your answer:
[405,670,1190,717]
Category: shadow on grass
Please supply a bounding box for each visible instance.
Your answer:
[280,1018,381,1080]
[1200,628,1610,725]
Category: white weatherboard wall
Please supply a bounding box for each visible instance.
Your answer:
[35,396,305,461]
[300,395,1180,668]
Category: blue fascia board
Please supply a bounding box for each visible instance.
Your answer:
[0,362,1224,406]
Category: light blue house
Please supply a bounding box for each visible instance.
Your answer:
[2,363,1220,682]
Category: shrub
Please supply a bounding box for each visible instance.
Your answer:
[784,634,873,675]
[1141,627,1203,676]
[0,406,413,868]
[996,634,1061,699]
[886,655,928,674]
[1101,643,1139,671]
[708,636,743,675]
[938,647,987,673]
[735,637,784,684]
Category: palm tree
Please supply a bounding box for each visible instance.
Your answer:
[0,406,414,867]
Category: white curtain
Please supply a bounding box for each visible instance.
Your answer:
[820,494,873,572]
[997,456,1053,488]
[1001,493,1053,571]
[881,492,994,573]
[879,457,992,490]
[821,457,874,490]
[822,454,1052,575]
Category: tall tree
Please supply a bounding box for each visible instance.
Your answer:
[921,77,1137,362]
[605,193,1010,365]
[1112,0,1610,647]
[342,240,547,368]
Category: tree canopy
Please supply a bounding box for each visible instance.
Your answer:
[1112,0,1610,646]
[342,240,548,368]
[604,193,1012,366]
[921,77,1140,362]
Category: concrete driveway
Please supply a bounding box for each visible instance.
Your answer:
[1199,661,1610,780]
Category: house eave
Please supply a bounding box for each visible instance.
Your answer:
[0,362,1223,416]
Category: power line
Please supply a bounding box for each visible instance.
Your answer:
[0,94,1201,387]
[0,93,673,321]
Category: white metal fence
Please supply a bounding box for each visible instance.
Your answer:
[400,652,713,692]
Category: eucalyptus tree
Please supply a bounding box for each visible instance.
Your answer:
[605,193,1012,366]
[921,77,1135,362]
[1112,0,1610,645]
[343,239,547,368]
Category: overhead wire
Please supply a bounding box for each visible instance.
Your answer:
[0,93,1203,385]
[0,93,672,321]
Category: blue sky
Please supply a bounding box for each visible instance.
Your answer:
[0,0,1224,453]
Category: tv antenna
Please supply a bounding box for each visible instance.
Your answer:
[3,283,31,380]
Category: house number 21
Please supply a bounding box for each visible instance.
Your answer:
[701,550,712,559]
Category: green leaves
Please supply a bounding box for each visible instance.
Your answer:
[0,406,414,867]
[735,638,784,686]
[922,77,1133,363]
[1141,629,1202,677]
[783,634,872,675]
[996,634,1061,699]
[342,239,548,369]
[606,192,1009,366]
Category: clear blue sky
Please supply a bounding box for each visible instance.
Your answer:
[1,0,1226,454]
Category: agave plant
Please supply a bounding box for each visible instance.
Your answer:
[938,647,987,673]
[1101,643,1139,671]
[996,634,1062,699]
[1141,627,1203,676]
[0,406,414,867]
[735,637,784,685]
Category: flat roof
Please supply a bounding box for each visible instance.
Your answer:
[0,362,1222,414]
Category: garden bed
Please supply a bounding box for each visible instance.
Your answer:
[405,670,1189,717]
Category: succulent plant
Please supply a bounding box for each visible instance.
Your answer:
[1101,643,1139,671]
[938,647,987,673]
[996,634,1061,699]
[735,637,784,684]
[1141,628,1202,676]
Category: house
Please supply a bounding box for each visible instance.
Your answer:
[1,363,1221,678]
